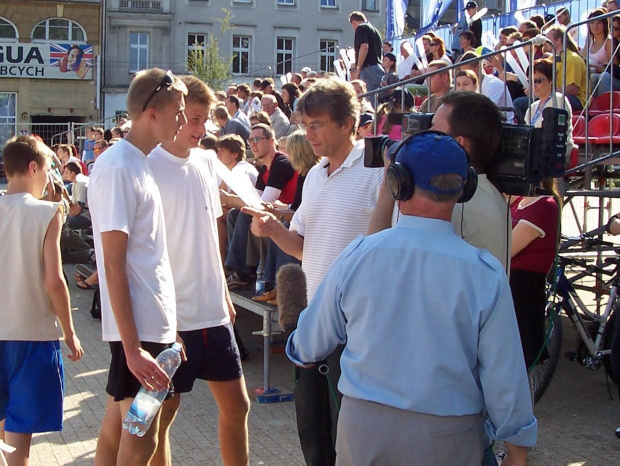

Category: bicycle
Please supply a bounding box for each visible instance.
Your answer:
[531,225,620,404]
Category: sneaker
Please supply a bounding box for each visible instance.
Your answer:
[226,272,249,290]
[615,426,620,438]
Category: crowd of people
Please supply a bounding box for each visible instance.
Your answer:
[3,3,620,466]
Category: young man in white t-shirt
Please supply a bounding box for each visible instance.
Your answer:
[148,75,251,465]
[89,68,188,465]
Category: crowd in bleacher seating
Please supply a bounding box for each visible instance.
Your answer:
[6,2,620,464]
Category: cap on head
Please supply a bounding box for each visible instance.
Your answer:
[464,1,478,10]
[395,132,468,195]
[359,113,374,126]
[389,88,414,108]
[301,67,311,73]
[384,52,397,63]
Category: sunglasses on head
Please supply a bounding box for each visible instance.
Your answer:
[142,70,174,111]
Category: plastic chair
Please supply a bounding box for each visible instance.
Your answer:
[571,115,592,146]
[588,114,620,145]
[586,91,620,117]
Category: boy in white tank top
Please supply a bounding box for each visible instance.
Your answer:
[0,136,83,465]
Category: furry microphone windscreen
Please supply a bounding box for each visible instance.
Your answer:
[276,263,307,332]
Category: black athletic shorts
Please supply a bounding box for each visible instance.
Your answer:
[173,322,243,393]
[106,341,173,402]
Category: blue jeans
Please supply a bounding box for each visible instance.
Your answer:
[597,72,620,96]
[225,209,253,276]
[361,64,385,93]
[263,236,299,285]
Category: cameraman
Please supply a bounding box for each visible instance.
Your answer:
[370,92,511,270]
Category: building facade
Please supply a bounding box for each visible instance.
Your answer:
[103,0,385,120]
[0,0,101,148]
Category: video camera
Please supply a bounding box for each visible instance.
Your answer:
[364,107,569,196]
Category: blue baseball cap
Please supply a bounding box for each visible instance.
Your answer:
[395,132,468,194]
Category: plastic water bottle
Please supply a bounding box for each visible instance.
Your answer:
[122,342,182,437]
[255,270,265,294]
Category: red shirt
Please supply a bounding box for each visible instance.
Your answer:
[510,196,559,274]
[255,152,298,205]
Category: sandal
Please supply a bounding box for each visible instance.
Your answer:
[77,280,97,290]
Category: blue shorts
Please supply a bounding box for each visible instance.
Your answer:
[173,323,243,393]
[0,341,65,433]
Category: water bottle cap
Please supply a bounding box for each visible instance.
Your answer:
[172,342,182,352]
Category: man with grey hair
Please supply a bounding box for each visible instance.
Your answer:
[285,132,536,464]
[243,79,384,466]
[261,94,291,138]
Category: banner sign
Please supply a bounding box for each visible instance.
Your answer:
[0,42,93,80]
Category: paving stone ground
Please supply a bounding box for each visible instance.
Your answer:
[24,265,620,465]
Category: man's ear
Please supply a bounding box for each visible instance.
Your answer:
[342,116,355,135]
[455,135,471,153]
[28,160,38,177]
[145,107,158,124]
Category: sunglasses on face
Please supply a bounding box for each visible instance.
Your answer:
[533,78,545,84]
[429,43,438,47]
[142,70,174,111]
[614,26,620,31]
[250,136,267,144]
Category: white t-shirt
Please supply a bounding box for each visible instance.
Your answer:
[88,138,177,343]
[231,160,259,188]
[481,74,515,122]
[290,140,383,300]
[148,146,230,331]
[451,174,511,273]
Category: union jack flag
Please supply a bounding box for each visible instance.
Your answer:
[49,43,93,68]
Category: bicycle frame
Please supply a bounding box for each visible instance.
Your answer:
[552,260,619,363]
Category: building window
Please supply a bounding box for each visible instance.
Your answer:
[0,18,18,39]
[362,0,379,11]
[276,37,294,75]
[319,39,338,73]
[32,18,86,42]
[233,0,252,4]
[320,0,337,8]
[232,35,251,75]
[120,0,163,10]
[129,32,149,72]
[187,33,208,62]
[0,93,17,157]
[277,0,295,5]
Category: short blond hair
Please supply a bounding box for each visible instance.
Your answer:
[180,75,216,109]
[126,68,187,119]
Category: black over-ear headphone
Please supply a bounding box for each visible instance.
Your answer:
[385,130,478,203]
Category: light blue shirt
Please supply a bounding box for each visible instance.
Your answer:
[286,215,537,447]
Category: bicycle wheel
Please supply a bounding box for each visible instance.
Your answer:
[531,303,563,404]
[603,310,619,386]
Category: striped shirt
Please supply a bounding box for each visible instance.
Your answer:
[290,140,384,300]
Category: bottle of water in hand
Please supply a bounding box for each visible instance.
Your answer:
[122,342,182,437]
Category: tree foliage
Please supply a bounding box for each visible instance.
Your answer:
[186,9,234,91]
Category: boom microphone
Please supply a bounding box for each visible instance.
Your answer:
[276,264,307,332]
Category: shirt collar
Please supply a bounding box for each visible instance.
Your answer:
[395,215,456,235]
[317,140,364,171]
